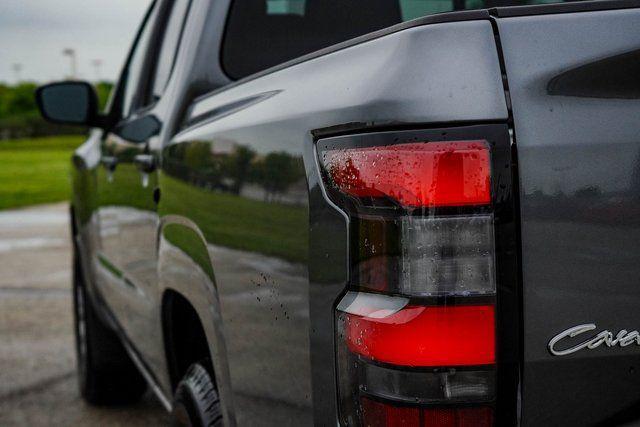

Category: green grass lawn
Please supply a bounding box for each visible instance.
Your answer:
[0,136,84,210]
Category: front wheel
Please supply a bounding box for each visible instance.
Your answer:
[170,363,223,427]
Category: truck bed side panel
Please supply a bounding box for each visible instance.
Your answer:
[497,8,640,426]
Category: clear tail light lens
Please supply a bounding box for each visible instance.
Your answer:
[318,130,502,427]
[401,215,495,296]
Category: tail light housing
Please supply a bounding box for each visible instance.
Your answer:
[316,125,519,427]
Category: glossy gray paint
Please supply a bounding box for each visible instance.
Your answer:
[497,7,640,426]
[169,19,508,425]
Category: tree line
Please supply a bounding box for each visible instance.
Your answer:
[164,141,305,204]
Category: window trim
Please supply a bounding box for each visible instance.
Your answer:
[108,0,159,122]
[110,0,192,125]
[128,0,170,115]
[147,0,194,105]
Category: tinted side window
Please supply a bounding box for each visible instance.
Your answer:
[222,0,401,79]
[122,2,159,116]
[150,0,191,102]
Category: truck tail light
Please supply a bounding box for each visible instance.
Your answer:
[317,126,518,427]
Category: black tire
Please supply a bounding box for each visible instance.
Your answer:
[170,363,223,427]
[73,243,147,405]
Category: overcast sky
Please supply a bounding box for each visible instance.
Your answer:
[0,0,152,84]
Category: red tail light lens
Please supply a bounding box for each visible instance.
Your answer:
[344,305,495,367]
[361,399,494,427]
[361,398,420,427]
[323,141,490,208]
[422,407,494,427]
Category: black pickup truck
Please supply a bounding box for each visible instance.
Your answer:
[36,0,640,425]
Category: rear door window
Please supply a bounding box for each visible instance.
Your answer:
[221,0,401,79]
[221,0,589,80]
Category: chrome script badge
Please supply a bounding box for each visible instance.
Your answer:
[548,324,640,356]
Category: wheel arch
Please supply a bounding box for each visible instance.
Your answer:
[161,289,214,390]
[158,215,236,425]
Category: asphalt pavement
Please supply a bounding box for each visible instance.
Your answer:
[0,203,168,426]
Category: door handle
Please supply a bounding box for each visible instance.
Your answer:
[100,156,118,171]
[133,154,156,174]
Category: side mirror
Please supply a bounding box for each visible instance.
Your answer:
[35,81,103,127]
[115,115,161,143]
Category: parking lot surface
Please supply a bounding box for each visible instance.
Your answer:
[0,203,168,426]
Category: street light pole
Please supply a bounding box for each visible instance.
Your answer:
[62,48,77,79]
[91,59,103,82]
[11,63,22,83]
